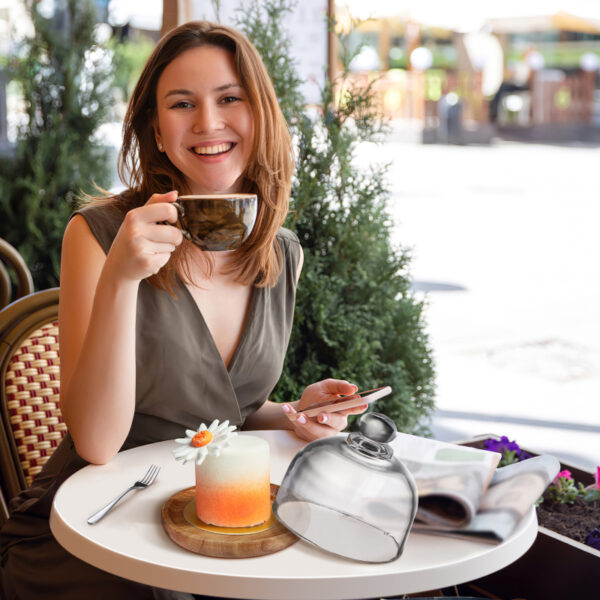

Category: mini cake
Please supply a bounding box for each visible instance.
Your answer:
[195,435,270,527]
[173,420,271,528]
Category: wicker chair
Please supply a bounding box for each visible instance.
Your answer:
[0,238,35,310]
[0,288,66,525]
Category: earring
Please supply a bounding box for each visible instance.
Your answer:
[158,142,164,151]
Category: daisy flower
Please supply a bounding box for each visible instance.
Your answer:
[173,419,238,465]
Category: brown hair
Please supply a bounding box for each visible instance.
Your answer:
[93,21,293,289]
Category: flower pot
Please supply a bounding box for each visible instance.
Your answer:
[454,434,599,600]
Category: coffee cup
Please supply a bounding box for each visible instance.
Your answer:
[174,194,257,251]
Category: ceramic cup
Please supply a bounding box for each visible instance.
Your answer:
[174,194,258,251]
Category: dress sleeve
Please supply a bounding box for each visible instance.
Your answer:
[70,203,125,255]
[276,227,303,284]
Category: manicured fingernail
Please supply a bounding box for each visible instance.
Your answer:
[361,404,368,410]
[297,415,307,424]
[282,404,291,413]
[318,413,328,424]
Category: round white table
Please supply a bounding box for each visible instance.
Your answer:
[50,430,538,600]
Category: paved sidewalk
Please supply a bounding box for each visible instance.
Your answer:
[357,126,599,470]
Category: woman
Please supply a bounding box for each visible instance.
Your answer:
[0,21,365,599]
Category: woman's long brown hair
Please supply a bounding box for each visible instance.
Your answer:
[89,21,294,290]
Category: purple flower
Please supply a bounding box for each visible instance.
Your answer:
[485,436,507,453]
[484,436,530,463]
[485,436,520,453]
[585,528,600,551]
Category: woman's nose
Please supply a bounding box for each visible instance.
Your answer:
[192,103,223,133]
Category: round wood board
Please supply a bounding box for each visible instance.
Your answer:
[161,484,298,558]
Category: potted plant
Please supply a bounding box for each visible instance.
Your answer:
[456,435,599,600]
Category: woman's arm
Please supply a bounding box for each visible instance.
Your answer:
[59,192,182,464]
[243,400,293,431]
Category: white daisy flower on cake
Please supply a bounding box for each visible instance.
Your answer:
[173,419,238,465]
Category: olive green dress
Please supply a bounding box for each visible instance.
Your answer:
[0,203,302,600]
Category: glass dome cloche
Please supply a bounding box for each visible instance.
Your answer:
[273,412,418,563]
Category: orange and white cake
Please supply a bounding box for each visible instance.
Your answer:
[173,420,271,529]
[194,435,271,527]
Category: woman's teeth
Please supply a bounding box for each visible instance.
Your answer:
[193,143,233,156]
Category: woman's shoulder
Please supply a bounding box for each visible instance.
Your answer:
[71,194,133,255]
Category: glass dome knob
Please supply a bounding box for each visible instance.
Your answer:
[358,413,397,443]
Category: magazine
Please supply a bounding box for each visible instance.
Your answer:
[389,433,560,542]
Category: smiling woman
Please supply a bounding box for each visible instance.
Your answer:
[0,20,367,600]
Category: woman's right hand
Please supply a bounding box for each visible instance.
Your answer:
[104,190,183,283]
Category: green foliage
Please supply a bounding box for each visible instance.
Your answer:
[0,0,113,289]
[234,0,304,125]
[583,488,600,503]
[238,0,435,434]
[109,35,155,101]
[497,450,522,467]
[547,475,581,505]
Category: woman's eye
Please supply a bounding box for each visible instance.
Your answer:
[220,96,241,104]
[171,101,193,109]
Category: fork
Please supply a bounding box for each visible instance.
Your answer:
[87,464,160,525]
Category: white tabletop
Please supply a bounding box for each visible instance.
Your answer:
[50,430,537,600]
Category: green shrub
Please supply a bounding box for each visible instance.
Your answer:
[109,35,155,102]
[0,0,113,289]
[238,0,436,434]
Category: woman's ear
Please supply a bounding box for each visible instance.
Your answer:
[154,123,164,152]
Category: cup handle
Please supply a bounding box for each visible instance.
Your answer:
[172,200,192,241]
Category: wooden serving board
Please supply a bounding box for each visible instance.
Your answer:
[162,484,298,558]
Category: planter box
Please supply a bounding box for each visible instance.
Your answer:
[455,434,599,600]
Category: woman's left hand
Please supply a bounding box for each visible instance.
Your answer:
[282,379,367,442]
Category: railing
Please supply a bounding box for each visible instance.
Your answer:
[530,70,595,124]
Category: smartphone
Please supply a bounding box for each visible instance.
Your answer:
[297,386,392,418]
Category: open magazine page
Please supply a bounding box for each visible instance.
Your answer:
[413,455,561,542]
[463,454,561,541]
[389,433,501,527]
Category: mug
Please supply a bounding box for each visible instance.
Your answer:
[174,194,257,251]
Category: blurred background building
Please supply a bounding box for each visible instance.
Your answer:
[337,2,600,143]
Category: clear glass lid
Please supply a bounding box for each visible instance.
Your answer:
[273,413,418,563]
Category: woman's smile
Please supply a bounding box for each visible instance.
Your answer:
[191,142,235,156]
[189,140,237,162]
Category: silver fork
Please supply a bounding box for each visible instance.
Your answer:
[87,464,160,525]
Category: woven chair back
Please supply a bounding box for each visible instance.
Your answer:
[0,288,66,524]
[0,238,35,310]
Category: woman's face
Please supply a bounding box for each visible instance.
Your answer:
[154,45,255,195]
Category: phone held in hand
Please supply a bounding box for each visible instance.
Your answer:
[297,386,392,418]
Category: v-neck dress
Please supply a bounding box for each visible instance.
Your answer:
[0,202,302,600]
